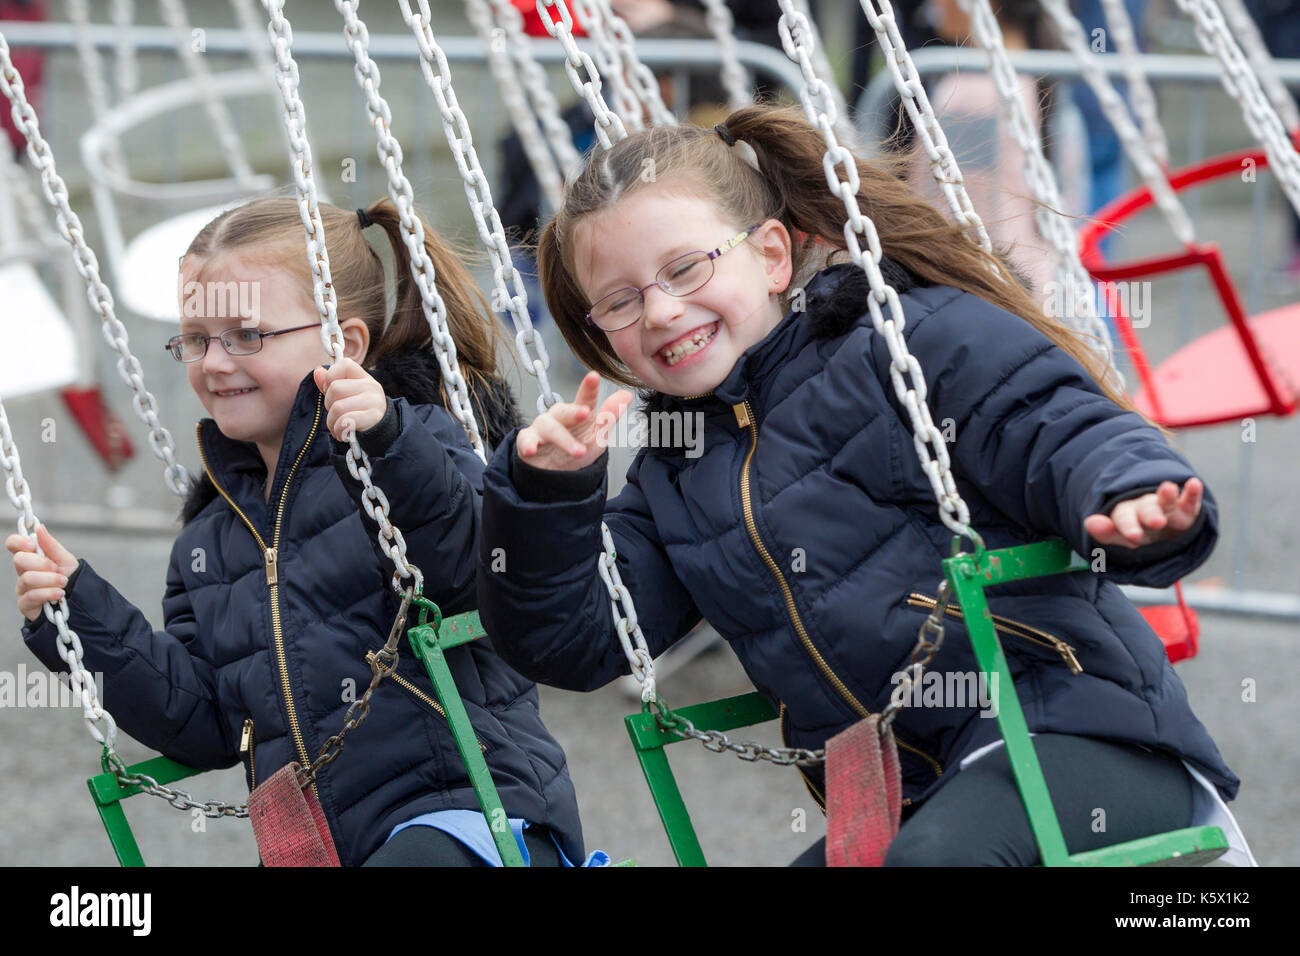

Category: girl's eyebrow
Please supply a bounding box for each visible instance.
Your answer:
[594,243,696,294]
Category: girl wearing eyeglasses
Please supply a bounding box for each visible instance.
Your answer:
[9,197,596,867]
[476,105,1253,866]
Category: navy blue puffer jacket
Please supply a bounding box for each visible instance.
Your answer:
[22,348,584,865]
[477,262,1239,811]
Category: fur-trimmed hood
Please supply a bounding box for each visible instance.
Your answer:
[180,348,520,523]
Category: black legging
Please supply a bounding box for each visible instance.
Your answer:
[791,733,1197,866]
[363,823,566,867]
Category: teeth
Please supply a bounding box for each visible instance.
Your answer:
[661,324,718,366]
[217,387,256,396]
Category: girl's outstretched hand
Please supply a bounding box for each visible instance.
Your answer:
[313,358,387,442]
[516,371,634,472]
[1083,478,1204,550]
[6,524,79,623]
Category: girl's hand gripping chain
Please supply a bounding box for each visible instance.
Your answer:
[1084,478,1205,550]
[516,371,635,471]
[314,357,388,442]
[7,524,80,623]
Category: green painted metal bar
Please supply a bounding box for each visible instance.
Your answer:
[87,754,202,867]
[91,799,145,867]
[628,742,707,866]
[1067,826,1228,866]
[407,622,526,867]
[438,610,485,649]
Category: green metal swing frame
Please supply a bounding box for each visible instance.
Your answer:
[87,607,529,867]
[625,538,1230,867]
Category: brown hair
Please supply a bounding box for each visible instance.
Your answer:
[537,103,1141,420]
[181,195,503,415]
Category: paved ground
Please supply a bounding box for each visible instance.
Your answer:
[0,1,1296,867]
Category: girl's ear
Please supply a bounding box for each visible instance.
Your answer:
[338,317,371,365]
[759,219,793,295]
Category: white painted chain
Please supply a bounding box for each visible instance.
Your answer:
[0,138,54,243]
[792,0,852,145]
[465,0,566,210]
[335,1,488,461]
[776,0,977,541]
[486,0,583,180]
[1098,0,1171,167]
[263,0,422,596]
[158,0,259,187]
[1173,0,1300,217]
[230,0,277,78]
[68,0,128,176]
[1041,0,1195,245]
[595,0,676,126]
[0,33,191,497]
[1215,0,1300,132]
[0,399,119,749]
[111,0,139,100]
[400,0,562,416]
[857,0,993,255]
[958,0,1120,382]
[535,0,628,151]
[571,0,646,132]
[699,0,752,110]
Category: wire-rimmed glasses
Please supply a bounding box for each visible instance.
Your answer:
[164,323,321,363]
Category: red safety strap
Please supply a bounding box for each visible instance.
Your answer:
[248,763,341,867]
[825,715,902,867]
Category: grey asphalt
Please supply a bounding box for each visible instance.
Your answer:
[0,1,1296,867]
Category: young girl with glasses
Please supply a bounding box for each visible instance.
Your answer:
[476,105,1253,866]
[9,197,598,867]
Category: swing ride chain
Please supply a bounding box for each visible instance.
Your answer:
[463,0,567,211]
[399,0,562,416]
[596,0,678,127]
[102,750,250,818]
[0,34,191,498]
[265,1,424,600]
[1172,0,1300,219]
[337,1,488,461]
[67,0,128,176]
[699,0,752,111]
[111,0,139,101]
[1039,0,1195,245]
[1097,0,1171,167]
[536,0,629,151]
[571,0,647,133]
[857,1,993,255]
[485,0,584,177]
[957,0,1120,381]
[1214,0,1300,132]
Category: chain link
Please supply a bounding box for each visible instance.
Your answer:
[597,0,677,126]
[648,699,825,765]
[1098,0,1170,167]
[1172,0,1300,217]
[957,0,1121,385]
[464,0,566,210]
[1214,0,1300,132]
[1041,0,1195,245]
[699,0,752,110]
[571,0,647,132]
[67,0,127,176]
[535,0,628,151]
[110,0,138,101]
[399,0,562,416]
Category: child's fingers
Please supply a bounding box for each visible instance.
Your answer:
[532,414,587,458]
[20,587,65,616]
[573,371,602,411]
[36,525,77,571]
[5,532,37,556]
[20,569,67,592]
[13,551,60,574]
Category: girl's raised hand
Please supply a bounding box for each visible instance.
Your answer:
[6,524,79,623]
[313,358,387,442]
[516,371,634,471]
[1083,478,1204,550]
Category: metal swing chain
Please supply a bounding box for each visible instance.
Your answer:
[67,0,128,176]
[1172,0,1300,218]
[1039,0,1195,246]
[484,0,583,180]
[535,0,628,151]
[336,0,488,460]
[857,0,994,256]
[0,34,191,498]
[111,0,139,101]
[1098,0,1171,167]
[571,0,647,132]
[595,0,677,127]
[464,0,566,210]
[398,0,561,417]
[699,0,752,111]
[1214,0,1300,132]
[957,0,1121,386]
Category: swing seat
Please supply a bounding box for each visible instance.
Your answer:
[1138,580,1200,664]
[0,263,79,397]
[1079,142,1300,429]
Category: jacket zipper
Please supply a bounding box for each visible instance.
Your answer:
[388,669,487,752]
[905,592,1083,675]
[733,399,943,785]
[240,718,256,790]
[195,398,322,791]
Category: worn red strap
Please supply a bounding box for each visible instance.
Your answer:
[248,763,341,867]
[825,715,902,867]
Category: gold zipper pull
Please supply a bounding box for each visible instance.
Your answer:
[1055,642,1083,675]
[264,547,278,586]
[733,403,751,428]
[240,718,253,754]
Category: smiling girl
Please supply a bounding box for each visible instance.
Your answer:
[476,105,1253,866]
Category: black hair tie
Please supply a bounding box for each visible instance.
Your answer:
[714,123,735,147]
[356,207,374,229]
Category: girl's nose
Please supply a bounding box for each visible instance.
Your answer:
[201,338,236,373]
[640,284,684,330]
